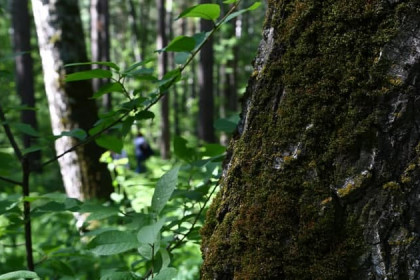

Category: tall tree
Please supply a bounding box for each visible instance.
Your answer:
[156,0,170,159]
[201,1,420,279]
[90,0,111,110]
[32,0,113,200]
[198,0,215,143]
[11,0,41,171]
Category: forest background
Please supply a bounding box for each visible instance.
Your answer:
[0,0,265,279]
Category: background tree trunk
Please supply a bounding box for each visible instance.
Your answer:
[11,0,41,172]
[32,0,113,200]
[156,0,170,159]
[90,0,111,111]
[201,1,420,279]
[197,0,215,143]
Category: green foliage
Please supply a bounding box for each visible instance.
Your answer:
[0,271,39,279]
[177,4,221,21]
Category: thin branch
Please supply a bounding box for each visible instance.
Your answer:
[0,104,23,161]
[0,175,23,186]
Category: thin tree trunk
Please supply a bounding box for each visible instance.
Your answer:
[127,0,141,61]
[156,0,170,159]
[201,1,420,279]
[90,0,111,111]
[32,0,113,200]
[11,0,41,172]
[198,0,215,143]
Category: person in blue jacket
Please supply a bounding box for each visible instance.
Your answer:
[133,132,153,173]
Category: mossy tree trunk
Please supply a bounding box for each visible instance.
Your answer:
[201,1,420,279]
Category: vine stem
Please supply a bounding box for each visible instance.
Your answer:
[0,104,34,271]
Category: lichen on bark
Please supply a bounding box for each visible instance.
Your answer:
[201,0,420,279]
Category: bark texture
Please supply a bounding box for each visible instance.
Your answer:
[32,0,113,200]
[201,1,420,279]
[12,0,41,171]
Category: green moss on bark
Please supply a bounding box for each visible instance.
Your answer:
[201,0,417,279]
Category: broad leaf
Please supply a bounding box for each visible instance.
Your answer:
[173,136,194,161]
[134,111,155,121]
[22,146,42,155]
[223,0,237,3]
[58,128,87,140]
[174,52,190,65]
[95,134,123,153]
[80,204,119,221]
[93,82,124,99]
[0,271,39,279]
[14,123,39,137]
[214,118,237,133]
[151,165,180,214]
[153,268,177,280]
[88,231,138,256]
[100,272,140,280]
[65,69,112,82]
[177,4,220,21]
[162,36,196,53]
[202,143,226,157]
[222,2,262,24]
[137,219,165,245]
[65,61,120,71]
[123,58,154,74]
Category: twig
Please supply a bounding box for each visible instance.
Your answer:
[0,105,23,161]
[0,175,22,186]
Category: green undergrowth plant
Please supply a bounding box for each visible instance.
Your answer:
[0,1,261,279]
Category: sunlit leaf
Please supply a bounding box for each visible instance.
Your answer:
[177,4,220,21]
[151,165,180,214]
[223,0,237,3]
[0,271,39,279]
[222,2,262,24]
[137,219,166,245]
[65,61,120,71]
[88,231,138,256]
[65,69,112,82]
[100,272,140,280]
[153,268,177,280]
[201,143,226,157]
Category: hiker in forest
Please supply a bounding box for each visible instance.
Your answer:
[133,132,153,173]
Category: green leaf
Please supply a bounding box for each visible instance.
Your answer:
[100,272,140,280]
[214,118,237,133]
[137,242,160,260]
[201,143,226,157]
[222,2,262,23]
[65,61,120,71]
[177,4,220,21]
[157,69,181,92]
[58,128,87,140]
[173,136,194,161]
[123,58,154,74]
[159,248,171,269]
[174,52,190,65]
[0,271,39,279]
[151,166,180,214]
[92,82,124,99]
[95,134,123,153]
[134,111,155,121]
[154,268,177,280]
[14,123,39,137]
[88,231,138,256]
[124,67,155,79]
[65,69,112,82]
[22,146,42,155]
[80,204,119,221]
[223,0,237,3]
[162,36,196,53]
[137,219,165,245]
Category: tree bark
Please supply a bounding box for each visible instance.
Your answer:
[32,0,113,200]
[90,0,111,111]
[201,1,420,279]
[11,0,41,172]
[198,0,215,143]
[156,0,170,159]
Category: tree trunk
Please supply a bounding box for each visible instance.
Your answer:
[32,0,113,200]
[198,0,215,143]
[201,1,420,279]
[156,0,170,159]
[90,0,111,111]
[11,0,41,172]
